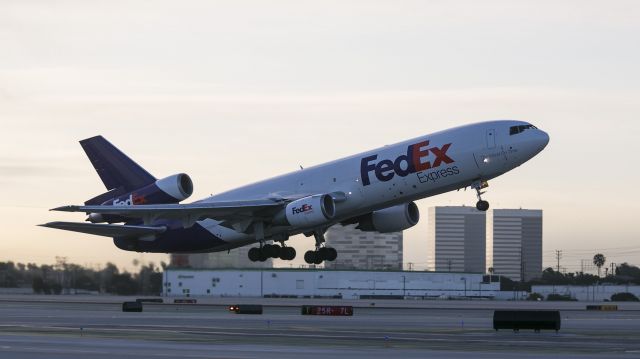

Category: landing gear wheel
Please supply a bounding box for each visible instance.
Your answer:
[318,247,330,260]
[248,247,260,262]
[304,250,316,264]
[257,249,269,262]
[476,200,490,212]
[471,180,490,212]
[282,246,296,260]
[261,244,271,257]
[325,247,338,261]
[263,244,281,258]
[271,245,282,258]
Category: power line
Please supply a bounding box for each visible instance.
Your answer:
[544,245,640,254]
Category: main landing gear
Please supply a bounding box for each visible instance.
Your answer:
[247,222,296,262]
[472,180,490,212]
[304,230,338,265]
[248,243,296,262]
[304,247,337,265]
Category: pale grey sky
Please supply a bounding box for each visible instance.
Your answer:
[1,0,639,271]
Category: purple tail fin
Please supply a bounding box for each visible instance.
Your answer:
[80,136,156,194]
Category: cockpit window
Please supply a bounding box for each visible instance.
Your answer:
[510,124,537,135]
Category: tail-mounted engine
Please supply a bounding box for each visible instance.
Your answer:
[86,173,193,223]
[107,173,193,206]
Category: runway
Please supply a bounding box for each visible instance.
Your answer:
[1,298,640,358]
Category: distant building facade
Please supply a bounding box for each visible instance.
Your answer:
[170,246,272,269]
[324,224,403,270]
[427,206,486,273]
[487,209,543,281]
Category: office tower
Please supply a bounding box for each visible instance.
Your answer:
[427,206,486,272]
[487,209,543,281]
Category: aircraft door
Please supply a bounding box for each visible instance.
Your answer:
[486,129,496,149]
[474,128,507,177]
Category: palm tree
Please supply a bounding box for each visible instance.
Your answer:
[593,254,606,277]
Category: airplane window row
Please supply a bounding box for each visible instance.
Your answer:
[510,124,537,135]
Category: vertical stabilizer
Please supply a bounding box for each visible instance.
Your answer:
[80,136,156,192]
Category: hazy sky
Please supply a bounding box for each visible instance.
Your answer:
[1,1,639,272]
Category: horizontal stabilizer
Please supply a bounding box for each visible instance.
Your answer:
[39,221,166,238]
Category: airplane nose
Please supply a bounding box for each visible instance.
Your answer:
[538,130,550,150]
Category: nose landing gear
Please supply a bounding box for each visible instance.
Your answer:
[472,180,490,212]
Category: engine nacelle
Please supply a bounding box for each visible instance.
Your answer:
[100,173,193,207]
[85,173,193,223]
[357,202,420,233]
[274,194,336,228]
[154,173,194,202]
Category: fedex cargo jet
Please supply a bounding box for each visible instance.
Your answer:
[41,120,549,264]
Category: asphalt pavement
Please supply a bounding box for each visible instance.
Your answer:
[0,297,639,358]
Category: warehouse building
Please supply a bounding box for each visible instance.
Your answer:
[163,268,500,299]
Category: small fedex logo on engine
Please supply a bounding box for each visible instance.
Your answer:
[291,204,313,215]
[360,140,454,186]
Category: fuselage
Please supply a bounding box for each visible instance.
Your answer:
[114,120,549,253]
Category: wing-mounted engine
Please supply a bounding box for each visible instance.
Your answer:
[87,173,193,223]
[354,202,420,233]
[274,194,336,228]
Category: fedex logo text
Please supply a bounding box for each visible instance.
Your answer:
[292,204,313,215]
[360,141,454,186]
[113,195,134,206]
[112,194,146,206]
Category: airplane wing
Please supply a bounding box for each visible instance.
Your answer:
[39,221,167,238]
[50,199,286,229]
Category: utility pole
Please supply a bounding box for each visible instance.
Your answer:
[610,262,616,276]
[555,250,562,273]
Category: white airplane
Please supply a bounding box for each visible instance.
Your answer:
[41,120,549,264]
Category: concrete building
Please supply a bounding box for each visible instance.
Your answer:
[163,268,500,298]
[427,206,486,273]
[170,246,272,269]
[323,224,402,270]
[487,209,543,282]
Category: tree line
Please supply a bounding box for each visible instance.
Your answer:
[501,262,640,291]
[0,259,165,296]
